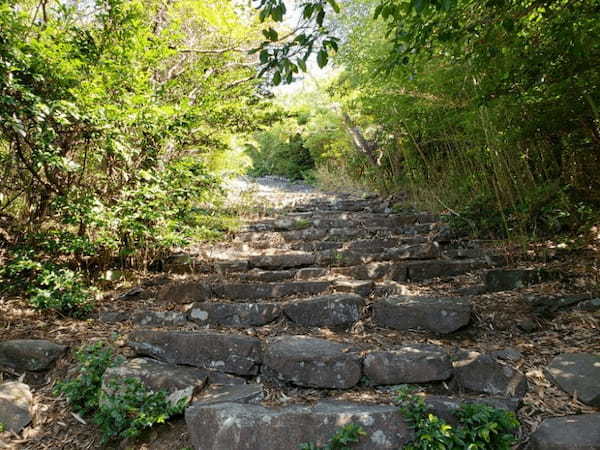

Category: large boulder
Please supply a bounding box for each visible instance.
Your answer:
[453,352,528,398]
[263,336,362,389]
[185,401,412,450]
[128,330,262,376]
[373,296,472,334]
[545,353,600,406]
[364,344,453,385]
[0,339,67,371]
[283,294,364,328]
[189,302,281,327]
[529,414,600,450]
[0,382,33,433]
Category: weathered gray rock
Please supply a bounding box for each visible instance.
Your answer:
[249,253,315,270]
[103,358,208,407]
[129,330,262,376]
[211,281,330,300]
[158,280,211,304]
[295,267,328,280]
[545,353,600,406]
[529,414,600,450]
[0,382,32,433]
[214,260,249,274]
[335,280,374,297]
[373,296,472,334]
[98,310,129,323]
[193,384,263,407]
[185,401,412,450]
[485,269,559,292]
[332,262,399,281]
[424,395,519,426]
[131,310,188,327]
[189,302,281,327]
[237,269,296,282]
[454,353,528,398]
[283,294,364,328]
[0,339,67,371]
[364,345,453,385]
[578,298,600,312]
[383,244,440,261]
[263,336,362,388]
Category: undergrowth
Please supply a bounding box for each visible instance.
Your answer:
[300,424,367,450]
[396,386,519,450]
[55,342,185,445]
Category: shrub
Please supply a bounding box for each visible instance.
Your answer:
[55,342,185,444]
[396,386,519,450]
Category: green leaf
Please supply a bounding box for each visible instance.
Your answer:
[296,58,307,72]
[317,49,328,68]
[327,0,341,13]
[272,71,282,85]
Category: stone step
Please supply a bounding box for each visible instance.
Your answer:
[185,401,412,450]
[529,414,600,450]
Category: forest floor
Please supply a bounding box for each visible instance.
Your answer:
[1,176,599,449]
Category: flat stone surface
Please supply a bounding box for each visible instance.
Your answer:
[193,384,263,407]
[334,280,374,297]
[0,382,32,433]
[373,296,472,334]
[383,244,439,261]
[263,336,362,388]
[185,401,412,450]
[98,311,129,323]
[103,357,208,395]
[424,395,519,426]
[131,310,187,327]
[454,353,528,398]
[237,269,296,282]
[249,253,315,269]
[545,353,600,406]
[129,330,262,376]
[211,281,330,300]
[283,294,364,328]
[158,280,211,304]
[189,302,281,327]
[529,414,600,450]
[407,260,486,281]
[295,267,328,280]
[364,344,453,385]
[0,339,67,372]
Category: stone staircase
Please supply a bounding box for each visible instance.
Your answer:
[92,190,598,449]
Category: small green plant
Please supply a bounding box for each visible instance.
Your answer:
[292,218,312,230]
[55,342,185,444]
[396,386,519,450]
[54,342,122,416]
[95,378,187,444]
[300,423,367,450]
[0,422,5,432]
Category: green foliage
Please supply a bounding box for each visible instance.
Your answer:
[396,386,519,450]
[0,248,94,317]
[55,342,184,444]
[54,343,122,416]
[299,424,367,450]
[95,378,187,444]
[0,422,5,432]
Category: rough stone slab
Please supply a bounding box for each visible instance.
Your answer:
[364,345,453,385]
[263,336,362,388]
[158,280,211,304]
[296,267,328,280]
[249,253,315,270]
[283,294,364,328]
[373,296,472,334]
[407,260,486,281]
[454,353,528,398]
[189,302,281,327]
[98,311,129,323]
[129,330,262,376]
[281,228,328,241]
[186,401,412,450]
[424,395,519,426]
[529,414,600,450]
[193,384,263,407]
[273,218,313,231]
[0,339,67,372]
[237,269,296,282]
[316,249,370,267]
[0,382,32,433]
[383,244,440,261]
[211,281,330,300]
[545,353,600,406]
[131,310,188,327]
[332,262,397,280]
[485,268,559,292]
[335,279,374,297]
[103,358,208,394]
